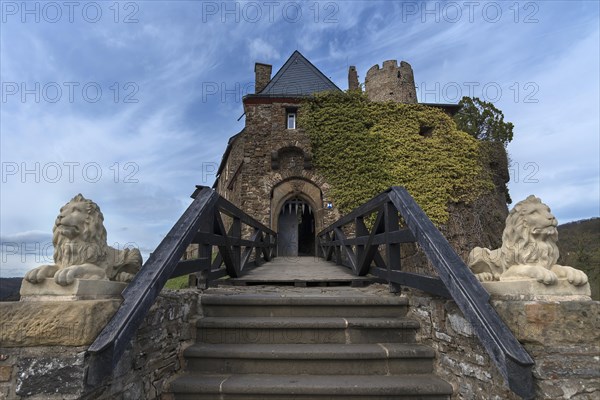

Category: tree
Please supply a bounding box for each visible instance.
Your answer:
[454,96,514,146]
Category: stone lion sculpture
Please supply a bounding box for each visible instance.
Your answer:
[468,195,588,286]
[24,194,142,286]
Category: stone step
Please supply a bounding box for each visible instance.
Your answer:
[201,293,409,318]
[197,316,420,344]
[170,373,453,400]
[184,343,436,375]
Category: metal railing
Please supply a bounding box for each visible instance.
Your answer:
[318,186,534,399]
[85,186,276,386]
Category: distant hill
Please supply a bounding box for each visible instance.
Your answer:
[0,278,22,301]
[557,217,600,300]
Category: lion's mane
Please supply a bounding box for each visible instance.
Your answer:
[498,195,559,271]
[52,194,141,281]
[468,195,560,279]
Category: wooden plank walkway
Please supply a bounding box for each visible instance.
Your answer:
[229,257,371,287]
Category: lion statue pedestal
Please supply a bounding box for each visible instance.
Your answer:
[20,278,128,301]
[468,195,591,300]
[20,194,142,301]
[479,279,591,301]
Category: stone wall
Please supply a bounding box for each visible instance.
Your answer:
[406,289,600,399]
[216,99,340,233]
[0,290,199,400]
[216,133,245,207]
[365,60,417,103]
[216,61,508,259]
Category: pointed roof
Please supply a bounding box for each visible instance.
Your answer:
[258,51,341,96]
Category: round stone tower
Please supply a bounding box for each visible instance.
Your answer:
[365,60,417,103]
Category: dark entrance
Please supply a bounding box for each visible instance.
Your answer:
[277,197,315,257]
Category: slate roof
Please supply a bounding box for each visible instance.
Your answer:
[257,51,341,96]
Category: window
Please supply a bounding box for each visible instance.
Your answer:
[287,112,296,129]
[285,106,298,130]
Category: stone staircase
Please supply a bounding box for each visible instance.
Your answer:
[169,289,453,399]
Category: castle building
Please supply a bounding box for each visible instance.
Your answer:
[213,51,457,257]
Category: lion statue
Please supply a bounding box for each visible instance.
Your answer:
[24,194,142,286]
[468,195,588,286]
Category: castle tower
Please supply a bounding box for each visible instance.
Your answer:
[364,60,417,103]
[348,66,360,91]
[214,51,342,257]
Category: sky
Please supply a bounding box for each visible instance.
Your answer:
[1,0,598,277]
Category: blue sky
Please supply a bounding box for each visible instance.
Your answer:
[1,0,599,277]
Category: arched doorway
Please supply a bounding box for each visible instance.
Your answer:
[277,197,315,257]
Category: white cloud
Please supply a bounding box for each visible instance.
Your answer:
[506,26,600,220]
[248,38,281,61]
[1,1,598,278]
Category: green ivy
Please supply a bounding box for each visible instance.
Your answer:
[299,91,495,224]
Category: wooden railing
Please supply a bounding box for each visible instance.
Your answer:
[85,186,276,386]
[318,186,535,399]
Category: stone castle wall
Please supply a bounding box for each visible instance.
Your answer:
[215,102,510,262]
[365,60,418,103]
[407,290,600,399]
[215,100,340,233]
[0,290,199,400]
[2,288,596,399]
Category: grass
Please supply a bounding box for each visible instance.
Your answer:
[164,275,190,290]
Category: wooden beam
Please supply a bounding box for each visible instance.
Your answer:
[87,187,218,386]
[356,207,385,276]
[213,211,237,277]
[317,191,389,236]
[384,201,401,293]
[171,258,210,278]
[370,267,450,298]
[333,227,357,273]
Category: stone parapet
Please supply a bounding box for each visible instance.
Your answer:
[407,288,600,399]
[0,290,199,400]
[0,299,121,347]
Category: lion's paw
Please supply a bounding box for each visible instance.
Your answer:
[475,272,498,282]
[115,271,135,283]
[551,265,589,286]
[54,264,108,286]
[532,267,558,285]
[54,266,79,286]
[501,264,558,285]
[24,265,59,284]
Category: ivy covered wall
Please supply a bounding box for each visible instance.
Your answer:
[299,91,496,225]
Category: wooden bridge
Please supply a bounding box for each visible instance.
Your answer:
[228,256,371,287]
[84,186,536,399]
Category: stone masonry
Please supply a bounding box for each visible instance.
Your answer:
[348,66,360,91]
[213,52,508,259]
[254,63,272,93]
[407,289,600,399]
[365,60,418,103]
[215,97,339,235]
[0,290,198,400]
[215,55,421,238]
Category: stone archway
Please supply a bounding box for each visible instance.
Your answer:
[271,178,323,257]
